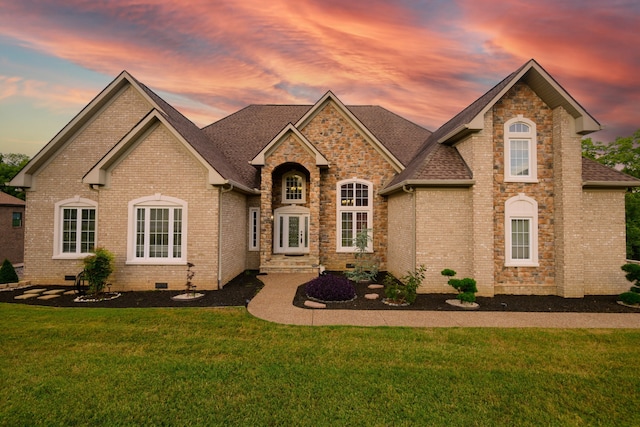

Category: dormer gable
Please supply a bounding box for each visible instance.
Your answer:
[10,71,159,188]
[295,91,405,173]
[250,123,329,167]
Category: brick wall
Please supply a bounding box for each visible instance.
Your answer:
[0,205,24,264]
[582,189,628,294]
[386,192,414,279]
[219,189,248,286]
[415,188,473,293]
[24,85,153,285]
[101,124,219,291]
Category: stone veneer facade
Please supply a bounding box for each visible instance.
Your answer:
[259,102,397,272]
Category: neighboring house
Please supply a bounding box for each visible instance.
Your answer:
[0,191,25,264]
[10,59,640,296]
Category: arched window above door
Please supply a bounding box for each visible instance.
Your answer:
[282,171,306,204]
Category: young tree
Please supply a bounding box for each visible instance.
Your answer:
[582,130,640,259]
[0,153,29,200]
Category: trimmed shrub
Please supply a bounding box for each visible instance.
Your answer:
[441,269,478,303]
[306,274,356,302]
[0,259,19,284]
[83,248,114,297]
[619,291,640,306]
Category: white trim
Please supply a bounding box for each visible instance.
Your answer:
[249,207,260,251]
[505,193,539,267]
[126,194,188,265]
[504,116,538,183]
[273,205,310,254]
[336,178,373,253]
[282,171,306,204]
[52,196,98,259]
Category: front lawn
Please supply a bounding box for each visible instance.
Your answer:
[1,304,638,426]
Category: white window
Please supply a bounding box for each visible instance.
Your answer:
[504,116,537,182]
[336,179,373,252]
[249,207,260,251]
[282,172,305,204]
[53,197,97,259]
[127,194,187,264]
[505,194,538,267]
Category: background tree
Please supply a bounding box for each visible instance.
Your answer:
[582,130,640,259]
[0,153,29,200]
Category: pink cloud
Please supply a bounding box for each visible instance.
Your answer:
[0,0,637,140]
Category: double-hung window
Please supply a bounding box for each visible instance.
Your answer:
[53,197,97,258]
[337,179,373,252]
[128,194,187,264]
[505,194,538,267]
[504,116,537,182]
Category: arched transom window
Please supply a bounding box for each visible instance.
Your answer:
[504,116,537,182]
[282,172,305,204]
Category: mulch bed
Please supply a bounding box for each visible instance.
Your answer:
[292,280,640,313]
[0,272,264,308]
[2,271,639,313]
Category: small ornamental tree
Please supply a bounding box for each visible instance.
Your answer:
[0,259,19,284]
[83,248,114,297]
[441,268,478,303]
[345,229,378,283]
[619,263,640,306]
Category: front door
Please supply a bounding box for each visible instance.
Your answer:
[274,206,309,254]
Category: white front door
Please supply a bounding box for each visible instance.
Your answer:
[274,206,309,254]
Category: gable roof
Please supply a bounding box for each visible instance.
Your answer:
[202,102,430,189]
[385,59,608,192]
[434,59,601,145]
[0,192,25,206]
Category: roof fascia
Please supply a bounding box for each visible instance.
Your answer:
[83,110,226,186]
[295,91,405,172]
[583,181,640,188]
[379,179,475,195]
[10,71,162,188]
[250,123,330,167]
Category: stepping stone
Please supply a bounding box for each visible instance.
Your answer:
[38,294,61,300]
[304,300,326,309]
[368,284,383,289]
[14,293,40,300]
[63,290,77,295]
[364,293,379,300]
[43,289,65,295]
[23,288,47,294]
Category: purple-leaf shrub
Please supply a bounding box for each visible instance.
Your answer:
[305,274,356,302]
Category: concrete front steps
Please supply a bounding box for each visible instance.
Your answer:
[259,254,321,274]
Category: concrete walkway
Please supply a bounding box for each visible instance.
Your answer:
[247,273,640,328]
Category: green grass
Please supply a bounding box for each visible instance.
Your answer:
[1,304,639,426]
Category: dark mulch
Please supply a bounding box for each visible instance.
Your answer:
[292,278,640,313]
[2,271,639,313]
[0,272,264,308]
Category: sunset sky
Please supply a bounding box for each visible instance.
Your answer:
[0,0,638,157]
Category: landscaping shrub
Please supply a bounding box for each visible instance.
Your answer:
[83,248,114,297]
[619,263,640,305]
[306,274,356,302]
[619,291,640,306]
[0,259,19,284]
[384,266,426,305]
[441,269,478,303]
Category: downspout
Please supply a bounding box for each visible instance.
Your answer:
[402,184,416,270]
[217,183,234,289]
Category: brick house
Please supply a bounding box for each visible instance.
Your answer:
[0,192,25,264]
[10,59,639,296]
